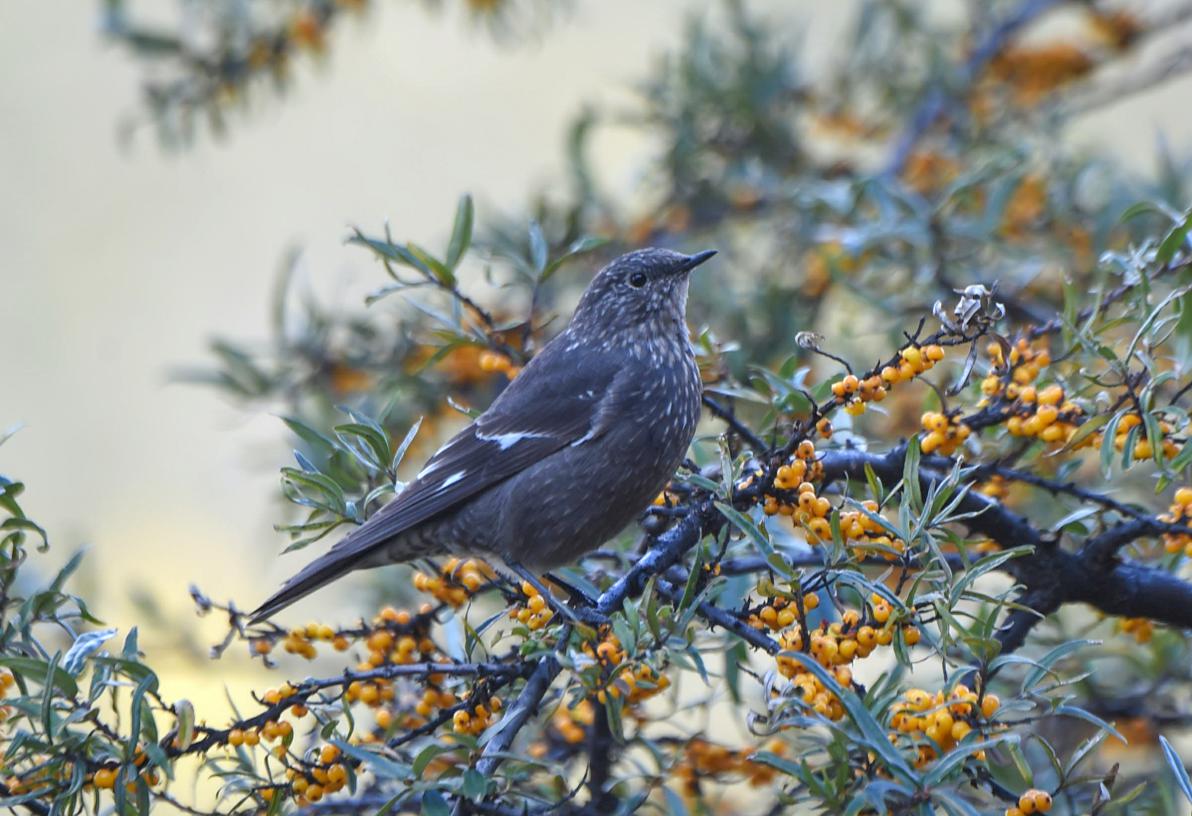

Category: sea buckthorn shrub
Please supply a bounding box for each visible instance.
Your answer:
[6,2,1192,814]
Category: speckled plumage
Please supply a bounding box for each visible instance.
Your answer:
[252,247,714,620]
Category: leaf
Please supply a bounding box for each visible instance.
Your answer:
[446,194,474,270]
[542,236,607,282]
[332,739,413,780]
[1065,731,1108,777]
[1022,639,1097,690]
[751,750,804,776]
[902,436,922,510]
[1159,735,1192,806]
[1052,411,1110,457]
[923,733,1019,786]
[349,232,430,275]
[784,652,916,782]
[281,416,336,454]
[128,670,159,750]
[392,418,424,473]
[678,547,704,613]
[412,744,451,778]
[661,787,690,816]
[715,502,778,564]
[461,768,487,800]
[61,627,118,675]
[0,656,78,697]
[122,627,141,660]
[1118,201,1165,224]
[1156,209,1192,265]
[528,221,548,274]
[421,790,450,816]
[174,699,196,751]
[1055,704,1125,744]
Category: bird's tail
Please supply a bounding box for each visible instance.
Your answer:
[248,551,359,623]
[249,527,432,623]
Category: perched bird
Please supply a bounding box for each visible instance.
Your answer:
[251,247,716,621]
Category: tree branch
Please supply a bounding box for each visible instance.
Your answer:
[819,444,1192,637]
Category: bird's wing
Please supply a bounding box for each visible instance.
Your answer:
[250,345,627,620]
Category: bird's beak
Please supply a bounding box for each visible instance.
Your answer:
[675,249,717,275]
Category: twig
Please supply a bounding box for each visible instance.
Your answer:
[656,577,780,655]
[585,699,616,810]
[596,504,714,616]
[474,655,562,778]
[820,445,1192,634]
[702,394,769,452]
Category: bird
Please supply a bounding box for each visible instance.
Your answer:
[250,247,716,622]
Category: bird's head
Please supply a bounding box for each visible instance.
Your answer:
[569,247,717,341]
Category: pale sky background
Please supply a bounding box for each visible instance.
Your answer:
[1,0,1191,691]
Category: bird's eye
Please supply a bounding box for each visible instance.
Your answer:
[628,271,648,288]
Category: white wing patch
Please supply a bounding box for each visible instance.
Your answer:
[571,427,599,447]
[417,458,447,479]
[440,470,466,488]
[475,430,552,450]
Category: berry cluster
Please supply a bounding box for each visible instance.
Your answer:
[226,684,305,753]
[283,745,350,805]
[770,441,825,493]
[830,372,888,417]
[581,631,671,705]
[540,698,595,749]
[878,344,947,390]
[977,475,1009,500]
[748,591,819,631]
[1117,616,1154,644]
[413,558,496,608]
[673,738,790,793]
[765,440,833,535]
[507,580,557,631]
[1003,383,1084,446]
[767,440,909,557]
[361,625,436,669]
[88,764,160,793]
[759,595,920,721]
[1005,789,1053,816]
[827,344,947,419]
[980,339,1184,463]
[919,411,972,456]
[889,685,999,768]
[255,603,436,663]
[0,669,13,720]
[981,338,1051,398]
[478,350,521,378]
[451,692,504,735]
[841,501,908,560]
[1161,487,1192,557]
[772,486,906,562]
[275,622,339,659]
[1103,414,1179,461]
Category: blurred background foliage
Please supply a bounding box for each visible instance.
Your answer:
[4,0,1192,814]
